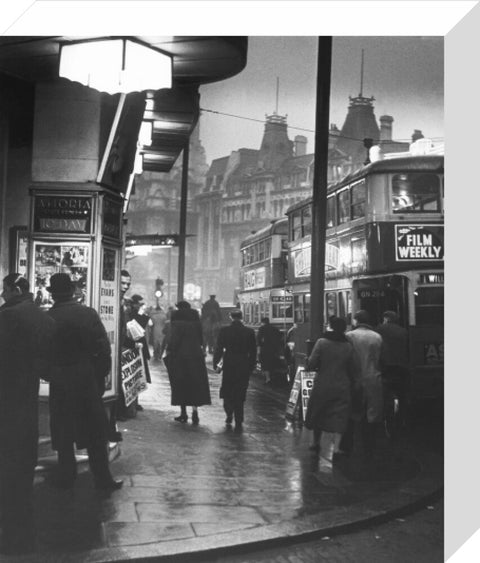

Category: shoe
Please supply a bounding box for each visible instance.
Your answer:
[108,431,123,442]
[192,411,199,425]
[309,443,320,453]
[136,404,144,411]
[234,423,243,433]
[174,414,188,423]
[95,479,123,491]
[225,416,233,425]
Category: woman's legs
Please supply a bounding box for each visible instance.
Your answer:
[174,405,188,422]
[191,406,199,425]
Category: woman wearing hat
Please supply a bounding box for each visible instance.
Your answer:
[164,300,211,424]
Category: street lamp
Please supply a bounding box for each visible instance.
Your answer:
[59,37,173,94]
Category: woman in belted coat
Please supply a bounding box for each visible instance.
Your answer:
[305,316,359,473]
[165,300,211,424]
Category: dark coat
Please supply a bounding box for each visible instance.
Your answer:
[376,322,409,367]
[0,293,55,466]
[257,323,282,371]
[165,308,211,406]
[304,332,358,434]
[47,299,111,450]
[213,320,256,402]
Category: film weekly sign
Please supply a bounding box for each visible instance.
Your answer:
[121,346,147,406]
[33,195,93,234]
[395,224,444,262]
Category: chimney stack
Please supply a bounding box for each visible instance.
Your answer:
[379,115,393,141]
[294,135,307,157]
[412,129,424,143]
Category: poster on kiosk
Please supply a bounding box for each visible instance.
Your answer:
[28,187,124,402]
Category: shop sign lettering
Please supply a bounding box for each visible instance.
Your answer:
[34,195,92,233]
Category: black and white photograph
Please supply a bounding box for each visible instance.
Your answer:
[0,1,476,561]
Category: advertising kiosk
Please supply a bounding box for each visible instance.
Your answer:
[28,184,124,402]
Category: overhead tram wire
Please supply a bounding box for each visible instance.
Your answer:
[199,107,444,145]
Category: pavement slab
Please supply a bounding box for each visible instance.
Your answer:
[5,357,443,562]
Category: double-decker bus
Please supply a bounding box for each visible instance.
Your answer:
[237,217,293,333]
[286,153,444,400]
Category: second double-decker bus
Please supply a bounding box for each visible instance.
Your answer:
[286,152,444,400]
[237,217,293,334]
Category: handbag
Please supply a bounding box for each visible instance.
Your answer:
[215,358,223,374]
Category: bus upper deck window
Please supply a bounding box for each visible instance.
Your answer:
[337,189,350,224]
[326,197,336,228]
[392,173,441,213]
[351,180,366,219]
[302,207,312,236]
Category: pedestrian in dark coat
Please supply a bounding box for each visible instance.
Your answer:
[46,274,122,492]
[0,273,55,554]
[213,309,256,431]
[304,316,358,473]
[256,317,282,384]
[376,310,410,431]
[165,300,211,424]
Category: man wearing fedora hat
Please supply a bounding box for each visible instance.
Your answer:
[46,273,122,492]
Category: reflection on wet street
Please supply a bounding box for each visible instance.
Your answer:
[31,358,441,556]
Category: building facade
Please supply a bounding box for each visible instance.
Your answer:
[193,92,421,304]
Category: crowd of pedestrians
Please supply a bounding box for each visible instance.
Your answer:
[305,309,411,475]
[0,266,411,555]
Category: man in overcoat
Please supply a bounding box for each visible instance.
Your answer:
[256,316,282,384]
[213,309,256,432]
[46,273,122,492]
[0,273,55,554]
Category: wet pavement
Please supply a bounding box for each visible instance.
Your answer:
[7,358,443,562]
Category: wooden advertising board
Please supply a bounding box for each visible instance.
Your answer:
[300,370,316,420]
[286,367,316,422]
[285,367,303,421]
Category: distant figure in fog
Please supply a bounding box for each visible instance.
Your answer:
[46,274,123,493]
[305,316,358,473]
[201,294,222,353]
[376,310,410,430]
[0,274,55,554]
[257,317,282,384]
[165,300,211,425]
[151,305,168,361]
[343,309,384,459]
[213,310,256,432]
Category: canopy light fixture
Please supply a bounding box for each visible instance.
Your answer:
[59,38,173,95]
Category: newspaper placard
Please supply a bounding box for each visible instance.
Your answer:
[121,345,147,406]
[300,370,316,420]
[285,367,303,421]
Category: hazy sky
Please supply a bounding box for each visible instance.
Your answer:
[199,36,444,163]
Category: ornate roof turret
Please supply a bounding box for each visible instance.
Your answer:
[257,112,293,172]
